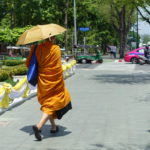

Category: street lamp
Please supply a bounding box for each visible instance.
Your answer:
[73,0,77,56]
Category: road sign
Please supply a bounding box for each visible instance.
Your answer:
[79,27,90,31]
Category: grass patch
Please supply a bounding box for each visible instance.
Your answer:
[5,77,17,86]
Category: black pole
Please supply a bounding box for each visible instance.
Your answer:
[136,8,139,48]
[73,0,77,56]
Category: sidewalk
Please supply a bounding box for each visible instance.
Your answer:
[102,54,122,63]
[1,65,150,150]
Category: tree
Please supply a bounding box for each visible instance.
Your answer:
[0,0,118,53]
[0,26,31,45]
[103,0,137,58]
[100,0,150,58]
[76,0,116,52]
[137,0,150,24]
[142,34,150,44]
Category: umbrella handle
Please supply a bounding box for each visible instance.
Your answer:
[49,33,52,41]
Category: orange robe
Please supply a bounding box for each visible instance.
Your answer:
[26,41,71,119]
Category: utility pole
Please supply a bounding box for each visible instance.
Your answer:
[136,8,139,48]
[64,0,69,52]
[73,0,77,56]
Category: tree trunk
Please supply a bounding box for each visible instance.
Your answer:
[119,31,127,58]
[119,6,127,58]
[110,3,134,59]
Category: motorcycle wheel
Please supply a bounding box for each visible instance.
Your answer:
[131,58,139,64]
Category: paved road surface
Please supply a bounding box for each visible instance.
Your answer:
[1,61,150,150]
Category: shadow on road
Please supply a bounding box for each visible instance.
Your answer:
[91,142,150,150]
[92,73,150,85]
[91,143,104,148]
[20,124,71,140]
[145,144,150,150]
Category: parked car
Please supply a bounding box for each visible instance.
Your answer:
[124,47,145,64]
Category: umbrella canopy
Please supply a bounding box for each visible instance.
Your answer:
[16,24,66,45]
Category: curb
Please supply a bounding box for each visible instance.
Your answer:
[114,59,124,63]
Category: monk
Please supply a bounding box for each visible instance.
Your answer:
[26,36,72,141]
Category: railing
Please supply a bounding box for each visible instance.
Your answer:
[0,59,76,115]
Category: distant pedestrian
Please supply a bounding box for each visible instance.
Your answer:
[108,45,117,59]
[144,45,149,59]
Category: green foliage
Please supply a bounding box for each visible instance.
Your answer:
[5,77,17,86]
[0,61,3,67]
[3,60,24,66]
[0,64,27,81]
[0,26,32,45]
[0,0,117,49]
[12,65,27,75]
[0,0,149,56]
[142,34,150,44]
[0,70,9,81]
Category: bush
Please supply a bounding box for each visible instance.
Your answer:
[0,61,3,67]
[0,64,28,81]
[0,70,9,81]
[12,65,28,75]
[3,60,24,66]
[5,77,17,86]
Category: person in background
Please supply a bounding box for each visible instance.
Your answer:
[108,45,117,59]
[144,45,149,59]
[26,36,72,141]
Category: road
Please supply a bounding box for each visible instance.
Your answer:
[1,61,150,150]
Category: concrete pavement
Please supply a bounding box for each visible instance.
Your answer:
[1,62,150,150]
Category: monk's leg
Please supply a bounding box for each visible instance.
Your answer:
[36,113,50,130]
[49,115,57,130]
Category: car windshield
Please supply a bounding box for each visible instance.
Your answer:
[137,49,144,53]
